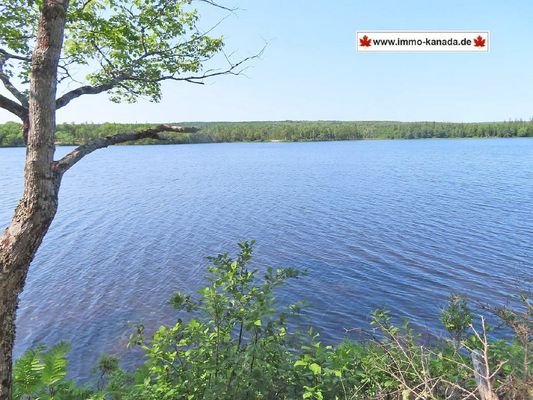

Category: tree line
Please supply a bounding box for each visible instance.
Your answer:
[1,120,532,147]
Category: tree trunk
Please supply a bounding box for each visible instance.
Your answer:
[0,2,67,399]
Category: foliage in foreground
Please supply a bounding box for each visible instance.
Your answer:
[14,242,532,399]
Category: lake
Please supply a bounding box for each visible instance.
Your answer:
[1,138,532,381]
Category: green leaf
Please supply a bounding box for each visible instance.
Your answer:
[308,362,322,375]
[39,341,70,387]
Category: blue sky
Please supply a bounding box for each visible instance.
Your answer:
[1,0,532,123]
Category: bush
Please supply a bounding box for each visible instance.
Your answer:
[13,242,532,399]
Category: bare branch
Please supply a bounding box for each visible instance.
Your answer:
[0,94,27,120]
[55,77,123,109]
[0,73,27,105]
[79,0,94,11]
[0,49,29,106]
[57,58,85,85]
[196,0,238,12]
[185,45,265,81]
[126,46,266,85]
[0,49,31,63]
[53,124,199,174]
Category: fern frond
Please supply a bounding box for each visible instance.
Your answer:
[41,341,70,387]
[13,347,45,397]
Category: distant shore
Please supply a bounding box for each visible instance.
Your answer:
[1,120,531,147]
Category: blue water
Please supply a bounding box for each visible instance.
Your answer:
[1,138,532,381]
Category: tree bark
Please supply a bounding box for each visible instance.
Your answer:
[472,350,500,400]
[0,1,209,397]
[0,1,68,398]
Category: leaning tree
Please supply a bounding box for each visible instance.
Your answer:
[0,1,257,398]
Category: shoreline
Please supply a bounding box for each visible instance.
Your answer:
[0,135,531,149]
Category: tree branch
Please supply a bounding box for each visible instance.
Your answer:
[0,94,27,120]
[55,78,123,110]
[124,47,266,85]
[196,0,238,12]
[0,49,29,108]
[53,124,199,174]
[55,43,265,109]
[0,49,31,63]
[0,73,28,105]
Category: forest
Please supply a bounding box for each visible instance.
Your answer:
[1,120,532,147]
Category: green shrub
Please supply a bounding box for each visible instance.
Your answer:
[440,292,472,344]
[119,240,304,399]
[13,242,532,399]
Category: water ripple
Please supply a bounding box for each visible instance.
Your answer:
[0,138,531,381]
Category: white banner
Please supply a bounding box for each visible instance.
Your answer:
[356,31,489,52]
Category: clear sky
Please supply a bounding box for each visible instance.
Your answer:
[1,0,532,123]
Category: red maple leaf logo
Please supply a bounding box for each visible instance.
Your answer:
[359,35,372,47]
[473,35,486,47]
